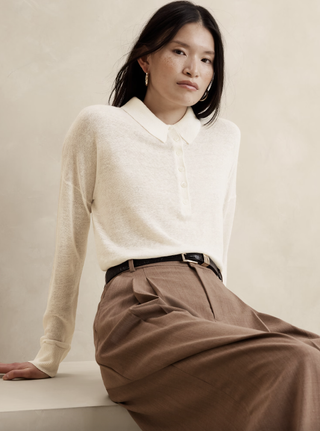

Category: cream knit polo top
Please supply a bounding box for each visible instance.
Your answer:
[29,97,241,377]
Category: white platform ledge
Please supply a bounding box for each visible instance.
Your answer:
[0,361,141,431]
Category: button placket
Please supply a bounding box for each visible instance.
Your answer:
[169,128,191,210]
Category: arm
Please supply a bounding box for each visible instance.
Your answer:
[1,107,97,379]
[222,129,240,285]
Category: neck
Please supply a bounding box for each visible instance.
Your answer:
[143,92,187,125]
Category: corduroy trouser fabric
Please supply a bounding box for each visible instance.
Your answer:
[94,261,320,431]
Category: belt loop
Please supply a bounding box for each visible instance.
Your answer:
[128,259,135,272]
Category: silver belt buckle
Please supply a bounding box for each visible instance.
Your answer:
[201,254,210,267]
[181,253,199,264]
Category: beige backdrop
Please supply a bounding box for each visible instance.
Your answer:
[1,0,319,364]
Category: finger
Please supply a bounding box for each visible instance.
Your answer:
[3,368,33,380]
[0,363,21,374]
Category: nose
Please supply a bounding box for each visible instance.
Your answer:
[183,56,199,78]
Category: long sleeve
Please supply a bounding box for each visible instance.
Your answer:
[27,99,241,376]
[29,108,97,377]
[221,130,240,284]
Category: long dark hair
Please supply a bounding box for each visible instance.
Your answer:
[109,1,224,125]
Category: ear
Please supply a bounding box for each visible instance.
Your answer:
[137,56,150,74]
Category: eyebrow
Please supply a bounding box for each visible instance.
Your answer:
[171,40,215,56]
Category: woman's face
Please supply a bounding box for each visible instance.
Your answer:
[141,22,215,111]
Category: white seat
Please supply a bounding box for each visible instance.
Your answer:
[0,361,141,431]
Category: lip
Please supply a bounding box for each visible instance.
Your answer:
[177,80,199,90]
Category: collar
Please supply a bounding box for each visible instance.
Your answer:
[121,97,201,144]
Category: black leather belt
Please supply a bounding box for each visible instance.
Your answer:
[105,253,223,284]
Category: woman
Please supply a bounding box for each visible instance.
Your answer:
[1,1,320,430]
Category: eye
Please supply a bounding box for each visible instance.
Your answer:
[202,58,212,64]
[173,49,185,55]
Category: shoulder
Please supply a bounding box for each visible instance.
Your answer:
[73,104,127,130]
[201,117,240,141]
[199,117,241,155]
[62,105,123,154]
[215,117,241,139]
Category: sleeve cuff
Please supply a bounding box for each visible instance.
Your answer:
[29,338,71,377]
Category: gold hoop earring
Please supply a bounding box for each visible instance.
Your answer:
[200,75,214,102]
[200,91,208,102]
[145,73,149,86]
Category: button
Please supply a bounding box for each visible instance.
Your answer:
[171,130,180,142]
[178,166,185,172]
[175,149,182,156]
[181,182,187,188]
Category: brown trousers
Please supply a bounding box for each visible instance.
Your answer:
[94,261,320,431]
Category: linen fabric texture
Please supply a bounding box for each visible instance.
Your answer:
[94,261,320,431]
[29,97,240,376]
